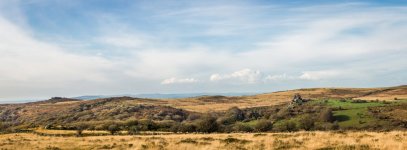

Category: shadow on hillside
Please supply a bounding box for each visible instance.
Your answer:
[334,115,350,122]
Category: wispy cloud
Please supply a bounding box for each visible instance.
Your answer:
[0,1,406,99]
[210,69,263,84]
[161,77,198,85]
[299,70,344,81]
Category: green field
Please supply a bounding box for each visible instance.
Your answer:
[316,99,406,128]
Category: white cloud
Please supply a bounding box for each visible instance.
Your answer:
[265,74,297,81]
[210,69,262,84]
[299,70,344,80]
[161,77,198,85]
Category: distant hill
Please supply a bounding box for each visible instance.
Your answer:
[71,92,257,100]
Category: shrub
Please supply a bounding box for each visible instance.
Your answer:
[352,100,367,103]
[332,121,340,130]
[195,115,218,133]
[186,114,201,121]
[169,122,180,133]
[156,120,177,131]
[254,119,273,132]
[0,122,4,132]
[299,115,315,131]
[245,110,261,120]
[276,107,291,120]
[232,123,253,132]
[274,121,297,132]
[178,122,196,133]
[224,107,245,123]
[124,119,139,128]
[320,108,334,122]
[75,123,88,136]
[128,125,140,135]
[138,119,158,131]
[107,124,120,135]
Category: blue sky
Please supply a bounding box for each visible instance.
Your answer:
[0,0,406,100]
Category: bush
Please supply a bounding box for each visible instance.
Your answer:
[276,107,291,120]
[138,119,158,131]
[195,115,218,133]
[332,121,339,130]
[156,120,177,131]
[320,108,334,122]
[128,125,140,135]
[186,114,201,121]
[0,122,4,132]
[224,107,245,123]
[124,119,139,128]
[75,123,88,136]
[107,124,120,135]
[352,100,367,103]
[299,115,315,131]
[245,111,261,120]
[274,121,297,132]
[178,122,196,133]
[254,119,273,132]
[232,123,253,132]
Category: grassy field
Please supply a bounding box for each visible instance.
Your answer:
[306,99,407,128]
[327,100,388,128]
[0,131,406,150]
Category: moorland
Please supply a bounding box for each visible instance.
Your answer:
[0,85,406,149]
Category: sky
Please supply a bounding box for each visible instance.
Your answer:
[0,0,406,101]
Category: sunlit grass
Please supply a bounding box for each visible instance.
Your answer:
[0,131,406,150]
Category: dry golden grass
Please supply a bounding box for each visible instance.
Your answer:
[34,129,110,135]
[162,86,407,112]
[0,131,406,150]
[354,88,407,100]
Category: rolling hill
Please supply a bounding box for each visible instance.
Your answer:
[0,85,406,131]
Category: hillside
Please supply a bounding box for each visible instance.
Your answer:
[0,86,406,132]
[166,85,407,112]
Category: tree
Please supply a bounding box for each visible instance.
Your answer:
[254,119,273,132]
[195,115,218,133]
[320,108,334,122]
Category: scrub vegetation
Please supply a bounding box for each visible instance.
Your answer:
[0,86,406,149]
